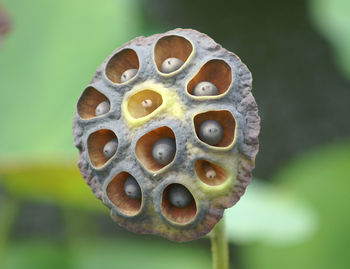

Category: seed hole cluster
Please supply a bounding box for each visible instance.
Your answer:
[73,29,258,238]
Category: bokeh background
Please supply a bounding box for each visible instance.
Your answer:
[0,0,349,268]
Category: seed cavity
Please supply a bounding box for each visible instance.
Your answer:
[77,87,109,119]
[106,172,142,216]
[194,110,236,148]
[135,126,176,172]
[105,48,139,84]
[187,59,232,97]
[87,130,118,168]
[127,90,163,119]
[154,35,193,74]
[161,184,197,224]
[194,160,228,186]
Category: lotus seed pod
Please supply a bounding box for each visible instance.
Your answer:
[124,176,141,199]
[193,81,218,96]
[95,100,110,116]
[198,120,224,146]
[161,57,184,73]
[121,68,138,83]
[152,137,176,165]
[73,29,260,242]
[169,184,193,208]
[103,138,118,159]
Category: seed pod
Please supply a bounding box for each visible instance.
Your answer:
[73,29,260,242]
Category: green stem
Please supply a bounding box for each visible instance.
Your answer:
[211,215,229,269]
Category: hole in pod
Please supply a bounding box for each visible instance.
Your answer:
[87,129,118,168]
[106,172,142,216]
[127,89,163,118]
[161,184,197,224]
[135,126,176,172]
[154,35,193,74]
[105,48,139,83]
[77,87,110,119]
[194,160,228,186]
[194,110,236,148]
[187,59,232,97]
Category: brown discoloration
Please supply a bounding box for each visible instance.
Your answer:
[193,110,236,148]
[106,49,139,84]
[195,160,228,186]
[187,59,232,96]
[161,184,197,224]
[135,126,176,172]
[87,129,117,168]
[154,35,193,73]
[106,172,142,216]
[77,86,109,119]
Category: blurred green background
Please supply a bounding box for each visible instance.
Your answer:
[0,0,349,268]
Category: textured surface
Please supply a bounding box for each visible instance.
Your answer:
[72,28,260,242]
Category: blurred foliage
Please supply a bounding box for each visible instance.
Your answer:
[242,140,350,269]
[0,159,317,245]
[309,0,350,80]
[0,159,105,212]
[2,238,211,269]
[226,180,317,246]
[0,0,142,158]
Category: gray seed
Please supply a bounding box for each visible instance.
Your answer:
[95,101,110,116]
[169,184,193,208]
[124,176,141,199]
[120,68,138,83]
[103,138,118,159]
[198,120,223,146]
[160,57,184,73]
[152,137,176,165]
[193,81,219,96]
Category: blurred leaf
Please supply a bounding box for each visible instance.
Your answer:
[309,0,350,80]
[241,140,350,269]
[0,0,143,158]
[225,179,317,245]
[0,158,105,212]
[1,240,71,269]
[2,238,211,269]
